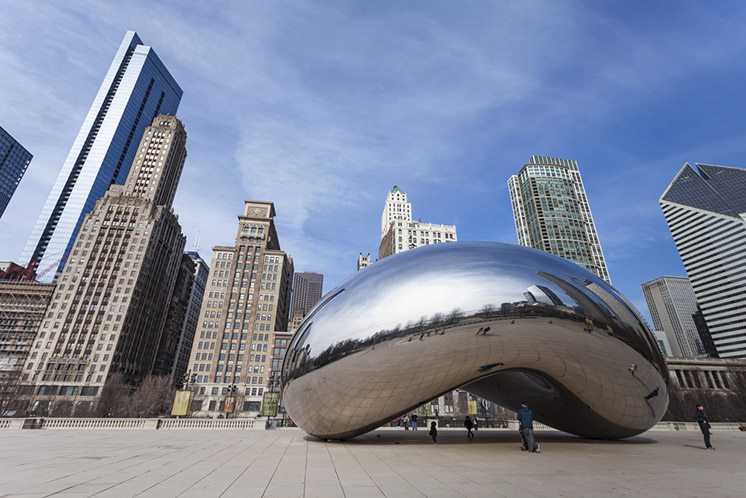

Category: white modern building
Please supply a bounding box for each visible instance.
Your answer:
[508,155,611,284]
[642,276,705,358]
[22,31,182,282]
[660,163,746,359]
[378,186,457,259]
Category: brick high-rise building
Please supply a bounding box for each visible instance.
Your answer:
[187,201,293,417]
[21,116,188,415]
[288,272,323,331]
[0,281,54,414]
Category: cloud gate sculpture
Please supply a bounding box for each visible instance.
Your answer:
[282,242,669,440]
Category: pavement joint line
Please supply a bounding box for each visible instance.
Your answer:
[359,440,432,497]
[303,434,309,498]
[325,439,347,498]
[170,434,275,497]
[137,435,260,497]
[258,433,294,498]
[215,433,283,498]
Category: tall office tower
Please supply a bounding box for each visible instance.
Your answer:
[21,116,188,415]
[508,155,611,284]
[170,251,209,384]
[0,125,33,219]
[660,163,746,359]
[378,186,457,259]
[152,254,195,381]
[289,272,323,319]
[357,253,372,271]
[642,276,705,358]
[187,201,293,417]
[22,31,182,282]
[0,281,54,413]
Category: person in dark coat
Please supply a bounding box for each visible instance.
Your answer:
[429,421,438,444]
[695,403,715,450]
[516,402,540,453]
[411,413,419,431]
[464,415,475,438]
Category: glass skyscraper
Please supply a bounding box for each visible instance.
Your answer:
[0,125,33,219]
[660,163,746,358]
[508,155,611,284]
[21,31,182,282]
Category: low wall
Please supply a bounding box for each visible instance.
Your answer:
[0,418,743,432]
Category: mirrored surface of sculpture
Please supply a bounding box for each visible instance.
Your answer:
[282,242,669,440]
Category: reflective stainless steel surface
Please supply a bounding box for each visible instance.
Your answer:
[282,242,669,440]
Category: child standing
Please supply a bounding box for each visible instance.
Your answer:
[429,421,438,444]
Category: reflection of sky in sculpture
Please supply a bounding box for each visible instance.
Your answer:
[289,242,655,364]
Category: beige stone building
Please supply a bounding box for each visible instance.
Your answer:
[20,115,189,415]
[378,186,457,259]
[187,201,293,417]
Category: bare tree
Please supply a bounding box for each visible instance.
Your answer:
[0,372,23,417]
[126,375,173,418]
[447,307,464,324]
[95,372,128,417]
[480,304,497,319]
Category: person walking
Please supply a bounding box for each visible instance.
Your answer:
[517,402,540,453]
[695,403,715,450]
[429,421,438,444]
[411,413,419,431]
[473,417,479,432]
[464,415,475,438]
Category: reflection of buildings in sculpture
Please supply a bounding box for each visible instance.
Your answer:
[356,253,372,271]
[524,285,564,306]
[652,330,673,357]
[641,276,705,358]
[508,155,611,284]
[21,116,189,415]
[22,32,182,282]
[0,125,33,219]
[660,163,746,359]
[378,185,457,259]
[186,201,293,416]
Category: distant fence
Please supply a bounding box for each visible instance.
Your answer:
[0,418,743,432]
[0,417,268,430]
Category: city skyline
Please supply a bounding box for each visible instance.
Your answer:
[4,3,746,320]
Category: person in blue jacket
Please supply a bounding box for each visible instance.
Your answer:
[517,402,540,453]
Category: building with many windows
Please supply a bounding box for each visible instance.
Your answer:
[0,281,54,414]
[0,125,33,219]
[20,116,189,415]
[171,252,208,385]
[378,186,457,259]
[660,163,746,358]
[22,31,182,282]
[508,155,611,284]
[288,272,323,330]
[187,201,293,417]
[642,276,705,358]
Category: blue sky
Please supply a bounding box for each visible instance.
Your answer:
[1,1,746,321]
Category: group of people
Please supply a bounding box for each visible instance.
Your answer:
[403,402,716,451]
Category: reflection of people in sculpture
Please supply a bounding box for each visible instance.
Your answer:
[411,413,418,430]
[517,402,540,453]
[464,415,475,438]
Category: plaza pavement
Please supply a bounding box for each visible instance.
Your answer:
[0,427,744,497]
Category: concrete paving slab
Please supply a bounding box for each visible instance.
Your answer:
[0,428,745,497]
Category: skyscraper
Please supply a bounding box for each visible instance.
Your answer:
[378,186,457,259]
[642,276,705,358]
[289,272,323,319]
[508,155,611,284]
[660,163,746,359]
[0,125,33,220]
[22,31,182,281]
[187,201,293,417]
[171,252,209,384]
[21,116,189,415]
